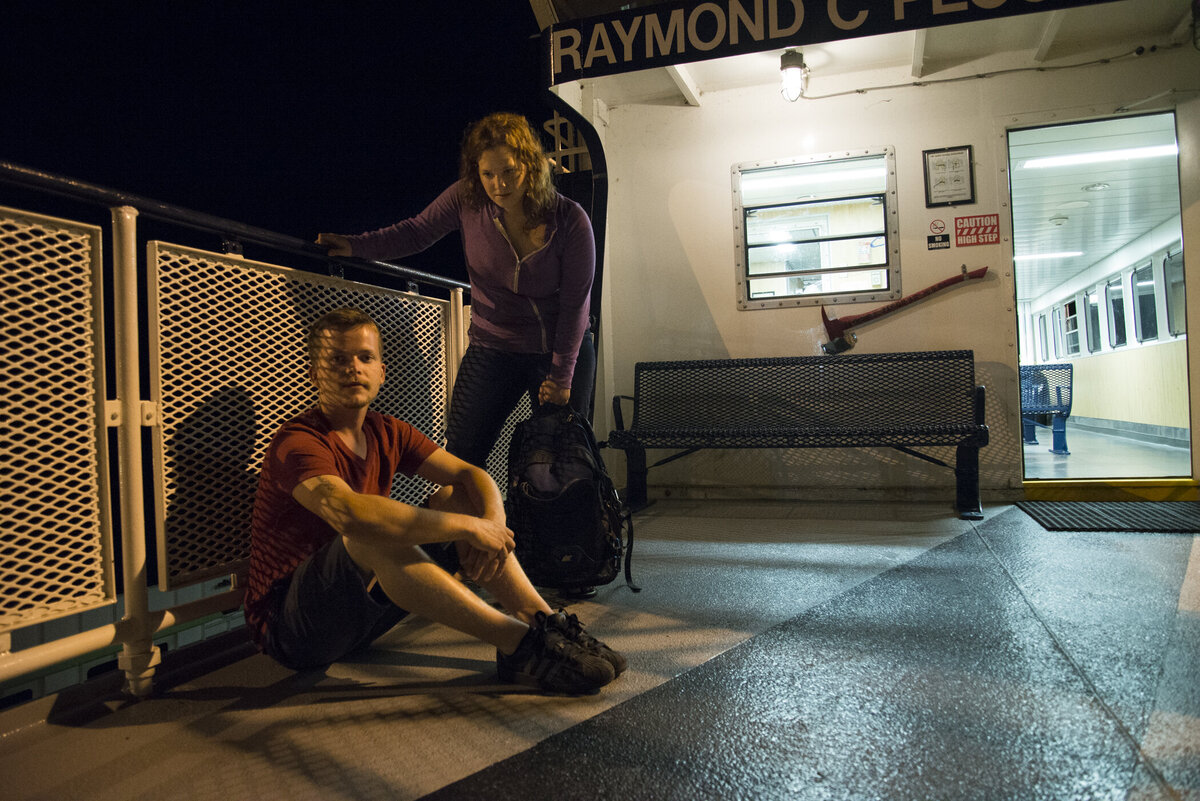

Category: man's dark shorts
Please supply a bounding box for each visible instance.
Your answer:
[263,536,461,670]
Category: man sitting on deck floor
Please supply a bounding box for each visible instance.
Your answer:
[243,307,623,694]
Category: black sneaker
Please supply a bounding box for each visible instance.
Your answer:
[497,613,615,694]
[549,609,627,677]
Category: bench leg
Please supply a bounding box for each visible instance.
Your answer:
[1049,416,1070,455]
[622,446,651,512]
[1022,417,1039,445]
[954,444,984,521]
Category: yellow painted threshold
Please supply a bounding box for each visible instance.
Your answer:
[1023,478,1199,502]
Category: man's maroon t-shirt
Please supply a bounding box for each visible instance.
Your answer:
[243,408,438,647]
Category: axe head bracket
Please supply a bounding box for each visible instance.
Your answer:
[821,331,857,355]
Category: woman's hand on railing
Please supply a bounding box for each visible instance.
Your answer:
[316,232,353,257]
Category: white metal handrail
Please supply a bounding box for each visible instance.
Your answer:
[0,160,470,293]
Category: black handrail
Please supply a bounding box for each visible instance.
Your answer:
[0,160,469,292]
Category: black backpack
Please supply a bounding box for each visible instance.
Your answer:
[504,404,638,591]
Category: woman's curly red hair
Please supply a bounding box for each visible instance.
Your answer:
[458,112,555,227]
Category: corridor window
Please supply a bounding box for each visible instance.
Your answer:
[1133,263,1158,342]
[1164,250,1185,336]
[1051,306,1064,358]
[1084,291,1101,353]
[1106,276,1126,348]
[733,147,900,310]
[1061,299,1080,355]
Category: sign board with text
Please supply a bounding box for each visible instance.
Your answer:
[955,214,999,247]
[543,0,1125,85]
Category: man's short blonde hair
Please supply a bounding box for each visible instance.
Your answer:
[306,307,381,363]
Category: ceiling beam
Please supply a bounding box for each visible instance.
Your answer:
[527,0,558,30]
[911,28,928,78]
[1033,10,1067,63]
[1170,7,1193,44]
[666,64,702,106]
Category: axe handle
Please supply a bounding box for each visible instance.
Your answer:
[821,265,988,340]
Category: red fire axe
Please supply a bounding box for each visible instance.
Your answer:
[821,264,989,354]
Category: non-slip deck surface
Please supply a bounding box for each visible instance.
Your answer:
[2,502,1196,801]
[427,506,1199,800]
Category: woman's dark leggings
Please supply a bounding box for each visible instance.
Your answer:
[444,333,595,470]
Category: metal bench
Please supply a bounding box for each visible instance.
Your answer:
[607,350,990,520]
[1019,363,1072,455]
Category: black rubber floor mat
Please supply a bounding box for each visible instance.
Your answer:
[1017,501,1200,532]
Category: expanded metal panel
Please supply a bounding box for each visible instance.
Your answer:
[149,243,451,589]
[611,350,982,449]
[1,206,114,633]
[488,392,533,488]
[1020,364,1072,416]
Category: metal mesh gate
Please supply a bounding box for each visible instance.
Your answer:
[1,206,114,633]
[149,243,452,589]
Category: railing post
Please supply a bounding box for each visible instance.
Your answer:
[110,205,161,697]
[446,287,466,403]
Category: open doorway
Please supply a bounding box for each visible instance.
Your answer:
[1008,112,1190,480]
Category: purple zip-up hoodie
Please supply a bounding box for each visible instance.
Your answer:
[345,181,595,389]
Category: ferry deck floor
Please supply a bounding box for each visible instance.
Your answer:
[1,498,1197,801]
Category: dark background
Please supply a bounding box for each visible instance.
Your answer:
[0,1,553,589]
[0,1,546,284]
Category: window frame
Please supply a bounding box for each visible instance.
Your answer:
[1051,306,1064,358]
[1106,275,1127,348]
[1164,248,1186,337]
[1132,261,1159,343]
[1083,290,1102,353]
[732,146,901,311]
[1061,298,1080,356]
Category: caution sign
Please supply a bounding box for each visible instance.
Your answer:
[955,214,999,247]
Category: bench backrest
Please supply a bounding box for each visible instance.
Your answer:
[1019,364,1072,416]
[630,350,980,432]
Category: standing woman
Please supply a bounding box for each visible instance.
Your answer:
[317,112,596,472]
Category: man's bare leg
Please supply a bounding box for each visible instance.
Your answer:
[426,485,554,624]
[344,486,619,691]
[341,513,615,693]
[341,536,529,655]
[426,487,628,678]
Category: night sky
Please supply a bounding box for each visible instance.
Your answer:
[0,1,546,283]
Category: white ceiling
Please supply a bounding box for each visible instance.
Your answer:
[534,0,1194,302]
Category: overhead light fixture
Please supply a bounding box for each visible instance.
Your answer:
[780,49,809,102]
[1048,215,1069,226]
[1022,144,1177,169]
[1014,252,1083,261]
[1082,182,1110,192]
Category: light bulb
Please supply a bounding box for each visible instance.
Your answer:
[780,50,808,102]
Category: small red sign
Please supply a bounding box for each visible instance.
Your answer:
[955,214,999,247]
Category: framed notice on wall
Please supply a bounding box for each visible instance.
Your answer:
[923,145,975,207]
